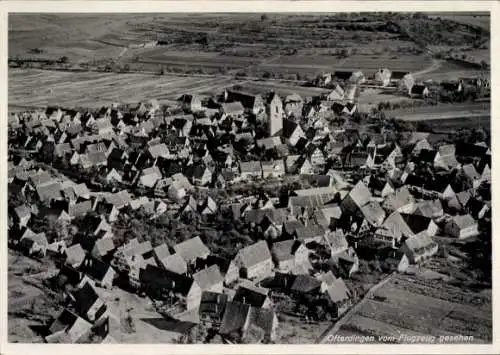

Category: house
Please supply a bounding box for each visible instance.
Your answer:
[65,244,87,269]
[341,181,372,214]
[45,309,93,343]
[326,84,345,101]
[284,93,304,118]
[286,155,314,175]
[239,161,263,180]
[467,198,490,220]
[401,213,439,237]
[314,205,343,229]
[91,236,115,260]
[325,278,352,317]
[174,236,211,265]
[233,282,272,309]
[139,166,162,189]
[70,282,108,323]
[321,229,349,256]
[460,164,482,189]
[91,118,114,135]
[224,90,265,116]
[281,119,305,147]
[219,301,251,341]
[288,187,337,217]
[193,265,224,293]
[36,181,63,204]
[219,301,278,343]
[178,94,203,112]
[444,214,479,239]
[368,177,395,198]
[261,159,285,179]
[158,253,188,275]
[199,291,229,325]
[79,256,116,289]
[382,186,415,214]
[413,199,444,219]
[225,241,273,284]
[271,239,311,274]
[409,84,429,98]
[374,68,392,86]
[19,231,48,257]
[291,274,322,295]
[185,163,213,186]
[13,204,31,227]
[295,223,327,244]
[139,265,202,310]
[304,143,326,170]
[400,235,438,264]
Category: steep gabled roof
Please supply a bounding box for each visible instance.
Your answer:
[193,265,224,290]
[238,241,272,269]
[174,236,210,263]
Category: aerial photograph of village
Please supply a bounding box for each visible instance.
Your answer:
[7,11,492,345]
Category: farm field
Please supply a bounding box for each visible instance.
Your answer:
[428,13,490,31]
[358,88,416,113]
[384,102,490,121]
[227,81,330,99]
[326,274,492,344]
[8,69,242,109]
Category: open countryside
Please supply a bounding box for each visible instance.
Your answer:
[8,11,492,346]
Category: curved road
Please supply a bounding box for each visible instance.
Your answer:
[412,58,442,79]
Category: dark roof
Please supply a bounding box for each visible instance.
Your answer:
[411,84,428,95]
[291,274,321,294]
[233,285,269,308]
[282,119,300,139]
[72,282,104,319]
[401,213,432,234]
[139,264,194,296]
[79,256,114,282]
[219,301,251,336]
[199,291,228,319]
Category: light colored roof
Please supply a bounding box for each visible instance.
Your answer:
[348,181,372,208]
[221,101,245,114]
[382,186,415,211]
[193,265,224,290]
[294,186,337,197]
[462,164,480,180]
[153,244,170,260]
[257,137,282,150]
[93,236,115,257]
[240,161,262,173]
[326,278,351,303]
[148,143,170,158]
[65,244,86,265]
[238,241,272,268]
[160,253,188,274]
[451,214,477,229]
[360,201,386,226]
[174,236,210,263]
[405,235,436,252]
[317,271,337,287]
[14,205,31,219]
[36,181,62,202]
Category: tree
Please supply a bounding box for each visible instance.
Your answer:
[59,56,69,64]
[261,14,268,21]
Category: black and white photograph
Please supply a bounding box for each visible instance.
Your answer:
[4,3,494,348]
